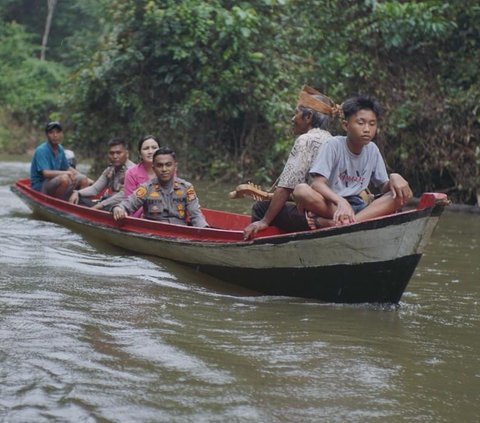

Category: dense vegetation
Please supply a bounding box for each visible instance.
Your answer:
[0,0,478,204]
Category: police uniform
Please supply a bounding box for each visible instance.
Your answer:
[118,177,208,227]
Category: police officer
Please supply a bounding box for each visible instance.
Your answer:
[112,147,208,227]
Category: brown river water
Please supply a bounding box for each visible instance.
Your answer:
[1,161,479,422]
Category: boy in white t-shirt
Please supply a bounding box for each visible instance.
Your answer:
[293,95,412,228]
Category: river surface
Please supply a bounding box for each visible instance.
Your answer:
[1,161,479,422]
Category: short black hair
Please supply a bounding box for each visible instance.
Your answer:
[342,95,382,119]
[107,138,128,149]
[137,135,160,153]
[45,121,62,133]
[153,146,176,161]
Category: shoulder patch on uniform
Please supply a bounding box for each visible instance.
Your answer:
[186,186,197,202]
[134,186,147,198]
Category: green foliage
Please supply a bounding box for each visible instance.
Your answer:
[0,22,66,152]
[371,2,456,49]
[64,0,302,176]
[300,0,479,203]
[0,0,103,65]
[0,0,478,203]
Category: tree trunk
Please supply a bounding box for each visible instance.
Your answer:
[40,0,57,61]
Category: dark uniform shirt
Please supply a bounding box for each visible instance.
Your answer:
[118,176,208,227]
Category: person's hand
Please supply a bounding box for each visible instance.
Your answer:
[112,206,127,221]
[389,173,412,206]
[333,198,355,225]
[69,191,79,204]
[66,169,77,182]
[243,220,268,240]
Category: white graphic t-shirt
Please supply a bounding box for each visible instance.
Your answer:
[309,136,388,197]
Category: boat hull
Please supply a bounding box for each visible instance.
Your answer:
[11,179,448,303]
[198,254,421,303]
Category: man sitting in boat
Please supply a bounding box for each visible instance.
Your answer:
[68,138,134,211]
[243,85,339,240]
[112,147,208,227]
[30,121,90,200]
[293,95,413,228]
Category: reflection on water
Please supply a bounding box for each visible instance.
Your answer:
[1,161,479,422]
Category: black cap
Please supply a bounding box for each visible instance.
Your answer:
[45,121,62,133]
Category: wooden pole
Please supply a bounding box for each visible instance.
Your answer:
[40,0,57,61]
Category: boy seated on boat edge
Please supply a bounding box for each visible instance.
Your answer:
[293,94,413,228]
[111,147,209,227]
[30,121,90,200]
[68,138,135,211]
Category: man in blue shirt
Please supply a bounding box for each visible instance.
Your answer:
[30,121,89,199]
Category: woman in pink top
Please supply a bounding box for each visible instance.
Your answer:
[123,135,160,217]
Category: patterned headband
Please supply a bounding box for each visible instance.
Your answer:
[297,85,342,116]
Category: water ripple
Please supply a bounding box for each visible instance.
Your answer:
[2,163,480,422]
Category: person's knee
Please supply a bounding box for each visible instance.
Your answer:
[77,175,90,189]
[56,174,70,187]
[292,183,310,200]
[373,192,404,212]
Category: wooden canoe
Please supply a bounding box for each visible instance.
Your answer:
[11,178,449,303]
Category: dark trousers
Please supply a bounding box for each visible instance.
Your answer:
[78,197,96,207]
[251,201,310,232]
[78,196,115,211]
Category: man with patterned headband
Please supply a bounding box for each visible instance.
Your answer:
[243,85,340,239]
